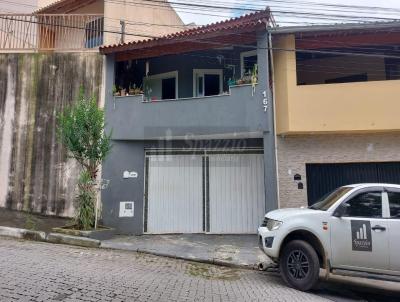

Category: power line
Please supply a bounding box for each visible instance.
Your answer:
[104,0,400,22]
[2,0,400,26]
[5,17,400,79]
[3,14,400,61]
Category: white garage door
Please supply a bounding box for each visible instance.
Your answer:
[209,153,265,234]
[145,151,265,234]
[146,154,203,233]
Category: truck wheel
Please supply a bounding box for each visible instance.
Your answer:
[279,240,320,291]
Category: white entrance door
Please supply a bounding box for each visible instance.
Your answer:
[208,153,265,234]
[146,154,203,233]
[193,69,223,97]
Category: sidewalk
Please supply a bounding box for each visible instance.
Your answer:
[0,208,272,270]
[101,234,272,269]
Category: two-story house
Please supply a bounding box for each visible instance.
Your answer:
[100,9,277,234]
[271,22,400,208]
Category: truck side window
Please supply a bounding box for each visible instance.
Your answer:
[341,192,382,218]
[387,192,400,218]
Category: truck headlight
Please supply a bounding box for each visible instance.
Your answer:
[261,218,283,231]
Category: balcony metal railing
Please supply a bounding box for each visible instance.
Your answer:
[0,14,104,51]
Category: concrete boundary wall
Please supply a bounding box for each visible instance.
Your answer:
[0,53,103,217]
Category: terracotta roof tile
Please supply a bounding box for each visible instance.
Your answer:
[35,0,97,14]
[100,8,271,54]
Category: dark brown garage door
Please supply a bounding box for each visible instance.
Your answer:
[306,162,400,205]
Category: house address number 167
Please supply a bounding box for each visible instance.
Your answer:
[262,90,268,112]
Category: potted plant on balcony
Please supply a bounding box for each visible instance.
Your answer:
[228,78,236,87]
[128,84,144,96]
[112,85,120,97]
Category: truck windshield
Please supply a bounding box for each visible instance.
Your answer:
[309,187,352,211]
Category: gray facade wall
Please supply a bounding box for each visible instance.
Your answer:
[0,53,103,217]
[277,133,400,209]
[102,31,279,234]
[101,141,145,234]
[107,85,266,140]
[101,139,263,234]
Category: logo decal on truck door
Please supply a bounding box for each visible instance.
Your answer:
[351,220,372,252]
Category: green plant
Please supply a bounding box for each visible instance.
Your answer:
[57,88,112,230]
[76,171,96,230]
[251,64,258,85]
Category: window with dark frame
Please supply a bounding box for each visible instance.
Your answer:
[388,192,400,218]
[341,192,382,218]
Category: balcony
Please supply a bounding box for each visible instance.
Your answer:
[105,84,267,140]
[0,14,103,52]
[274,34,400,134]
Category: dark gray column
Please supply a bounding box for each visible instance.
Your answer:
[104,54,115,136]
[257,31,279,212]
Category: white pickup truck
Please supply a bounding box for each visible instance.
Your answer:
[258,183,400,291]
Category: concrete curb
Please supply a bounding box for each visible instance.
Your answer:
[47,233,100,248]
[0,226,262,270]
[0,226,46,241]
[99,243,258,270]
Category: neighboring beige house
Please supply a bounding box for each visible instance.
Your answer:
[271,22,400,209]
[1,0,185,51]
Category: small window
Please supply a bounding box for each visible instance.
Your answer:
[341,192,382,218]
[241,51,257,77]
[162,78,176,100]
[388,192,400,218]
[85,17,104,48]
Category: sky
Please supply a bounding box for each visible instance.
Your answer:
[174,0,400,26]
[1,0,400,26]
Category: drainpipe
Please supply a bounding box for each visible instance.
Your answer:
[268,31,281,208]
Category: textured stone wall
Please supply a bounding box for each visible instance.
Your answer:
[0,53,103,217]
[277,133,400,208]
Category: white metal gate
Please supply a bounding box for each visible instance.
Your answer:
[145,151,265,234]
[208,153,265,233]
[146,154,203,233]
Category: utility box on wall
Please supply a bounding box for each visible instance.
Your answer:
[119,201,134,217]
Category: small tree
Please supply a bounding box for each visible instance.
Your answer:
[57,89,112,230]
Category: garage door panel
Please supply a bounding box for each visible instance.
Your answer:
[377,162,400,184]
[209,154,265,234]
[306,162,400,206]
[147,155,203,233]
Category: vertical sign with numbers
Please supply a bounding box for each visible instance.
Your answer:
[262,90,268,112]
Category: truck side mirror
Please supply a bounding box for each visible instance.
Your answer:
[333,205,346,218]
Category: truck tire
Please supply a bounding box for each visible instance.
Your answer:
[279,240,320,291]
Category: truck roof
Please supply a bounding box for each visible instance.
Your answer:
[344,183,400,189]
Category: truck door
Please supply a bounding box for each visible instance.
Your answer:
[330,190,390,273]
[386,190,400,273]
